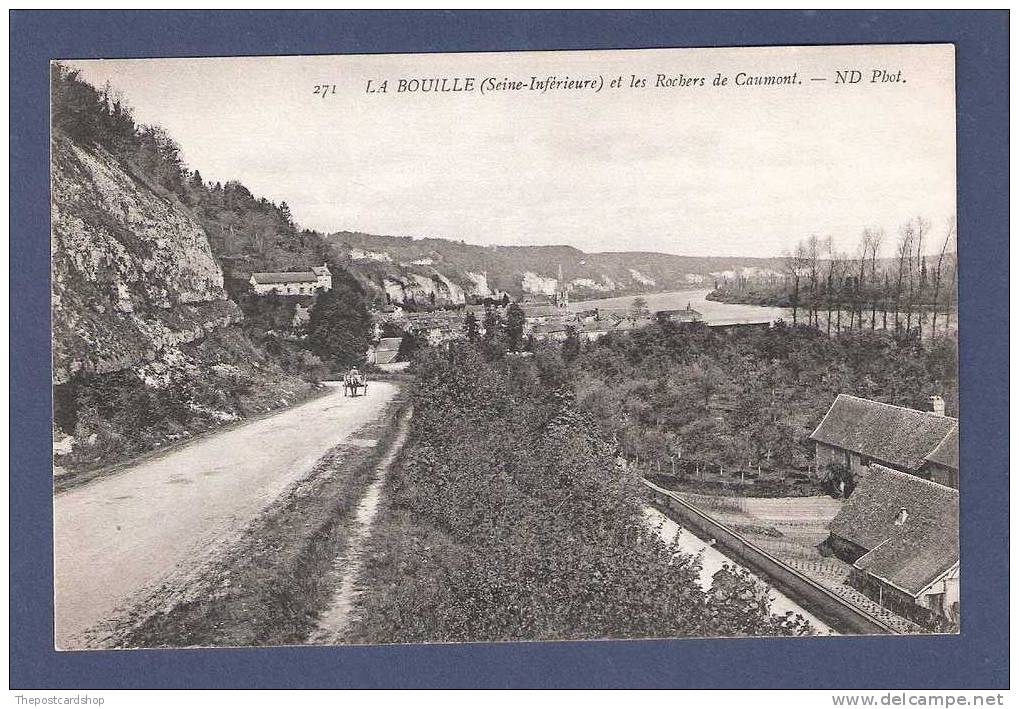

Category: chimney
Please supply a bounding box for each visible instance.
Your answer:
[930,395,946,416]
[894,508,909,526]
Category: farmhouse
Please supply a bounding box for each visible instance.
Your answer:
[922,426,959,488]
[809,394,959,488]
[826,464,959,628]
[367,337,403,365]
[250,264,332,296]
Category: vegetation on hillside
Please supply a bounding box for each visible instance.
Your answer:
[347,345,814,642]
[50,64,371,470]
[395,312,957,498]
[51,63,327,281]
[571,320,956,495]
[306,271,375,370]
[330,230,789,304]
[53,327,325,473]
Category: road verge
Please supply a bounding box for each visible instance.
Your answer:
[106,390,412,648]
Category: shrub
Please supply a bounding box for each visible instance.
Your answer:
[348,343,813,643]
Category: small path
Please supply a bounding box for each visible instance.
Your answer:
[307,407,413,644]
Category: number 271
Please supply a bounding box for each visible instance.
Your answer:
[313,84,337,98]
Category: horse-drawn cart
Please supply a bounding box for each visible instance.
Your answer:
[343,369,368,397]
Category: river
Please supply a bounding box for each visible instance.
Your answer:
[569,288,791,326]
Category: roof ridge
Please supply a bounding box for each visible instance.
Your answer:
[835,393,958,421]
[869,464,959,495]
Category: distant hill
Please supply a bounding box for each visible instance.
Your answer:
[324,231,785,307]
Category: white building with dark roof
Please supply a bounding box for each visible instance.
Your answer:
[826,464,959,628]
[367,337,403,366]
[809,394,959,488]
[250,264,332,296]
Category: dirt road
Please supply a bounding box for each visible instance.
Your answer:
[53,380,400,650]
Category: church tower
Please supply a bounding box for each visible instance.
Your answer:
[555,264,569,310]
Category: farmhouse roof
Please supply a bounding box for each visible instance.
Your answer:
[809,394,957,472]
[373,337,402,364]
[519,303,562,318]
[924,426,959,472]
[830,464,958,597]
[657,307,703,319]
[376,337,402,352]
[251,271,319,284]
[530,322,571,335]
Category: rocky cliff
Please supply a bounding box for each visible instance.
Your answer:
[328,231,784,307]
[51,135,241,383]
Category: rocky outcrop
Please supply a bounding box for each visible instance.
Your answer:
[382,272,467,306]
[51,136,241,384]
[329,230,788,305]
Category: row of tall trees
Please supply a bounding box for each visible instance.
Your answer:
[779,217,957,340]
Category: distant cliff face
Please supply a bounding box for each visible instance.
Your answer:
[328,231,784,307]
[51,135,240,383]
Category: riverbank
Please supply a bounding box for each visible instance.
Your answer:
[706,287,958,335]
[569,287,791,325]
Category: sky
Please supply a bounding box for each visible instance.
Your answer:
[66,44,956,258]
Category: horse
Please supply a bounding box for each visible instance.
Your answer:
[343,370,368,397]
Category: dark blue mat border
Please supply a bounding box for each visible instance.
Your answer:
[10,10,1009,689]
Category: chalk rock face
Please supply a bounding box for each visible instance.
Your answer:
[464,271,492,296]
[51,136,241,383]
[382,271,467,306]
[521,271,559,296]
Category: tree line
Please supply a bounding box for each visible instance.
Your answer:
[712,217,957,341]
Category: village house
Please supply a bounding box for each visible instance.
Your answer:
[464,302,506,317]
[580,320,611,342]
[367,337,403,366]
[528,322,572,343]
[655,305,703,323]
[249,264,332,296]
[519,302,573,325]
[825,464,959,629]
[809,394,959,488]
